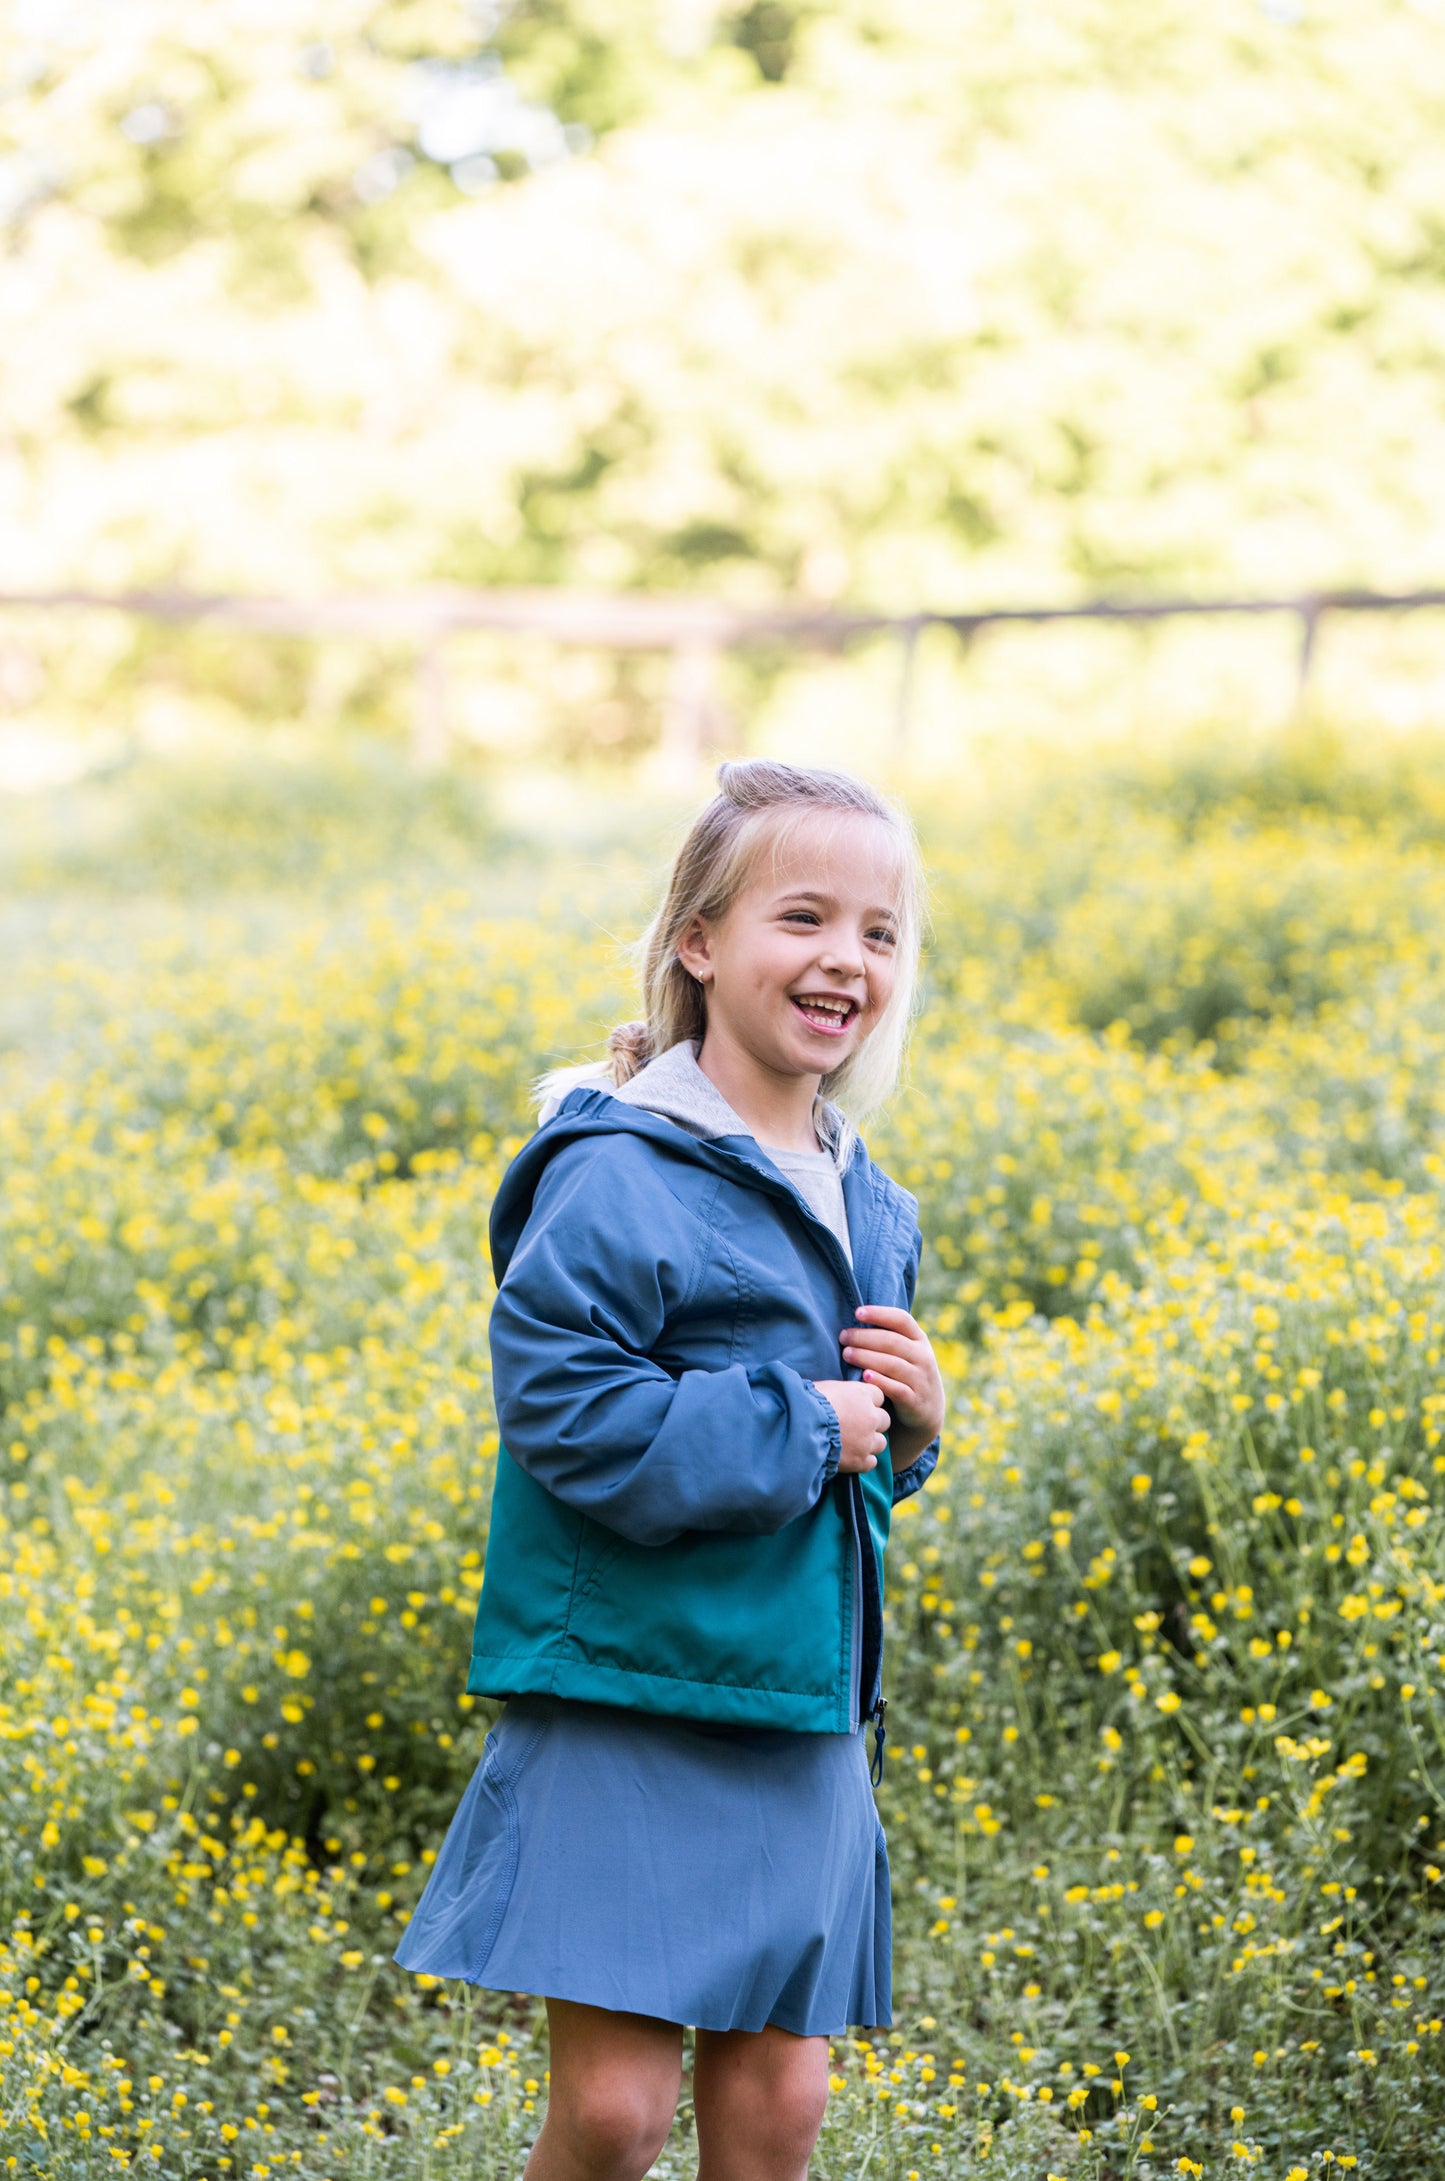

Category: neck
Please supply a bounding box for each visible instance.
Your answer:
[694,1027,823,1152]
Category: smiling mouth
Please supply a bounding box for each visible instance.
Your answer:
[790,994,859,1035]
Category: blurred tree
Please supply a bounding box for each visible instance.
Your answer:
[0,1,676,287]
[726,3,807,82]
[1,0,1444,749]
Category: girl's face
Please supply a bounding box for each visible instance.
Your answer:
[677,812,901,1081]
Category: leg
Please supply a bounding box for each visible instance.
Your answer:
[693,2024,831,2181]
[526,1998,684,2181]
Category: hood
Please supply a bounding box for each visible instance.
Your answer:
[493,1042,865,1287]
[613,1037,753,1140]
[543,1037,846,1154]
[535,1036,739,1140]
[619,1037,853,1157]
[614,1038,854,1160]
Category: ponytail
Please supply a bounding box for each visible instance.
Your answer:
[606,1020,653,1085]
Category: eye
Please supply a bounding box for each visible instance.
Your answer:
[867,926,898,948]
[782,909,821,926]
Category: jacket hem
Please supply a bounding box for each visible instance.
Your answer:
[466,1651,844,1733]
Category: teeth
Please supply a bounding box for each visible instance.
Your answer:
[795,996,852,1018]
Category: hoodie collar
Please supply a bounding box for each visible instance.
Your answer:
[614,1038,848,1162]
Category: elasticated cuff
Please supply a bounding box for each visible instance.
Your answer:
[803,1377,845,1485]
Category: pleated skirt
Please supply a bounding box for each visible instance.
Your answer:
[393,1693,891,2035]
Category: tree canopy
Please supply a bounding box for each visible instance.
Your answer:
[2,2,1443,615]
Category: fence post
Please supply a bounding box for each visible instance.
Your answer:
[892,617,923,760]
[413,632,449,769]
[1295,601,1321,705]
[662,639,718,772]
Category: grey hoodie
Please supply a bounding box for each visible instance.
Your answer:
[546,1039,853,1260]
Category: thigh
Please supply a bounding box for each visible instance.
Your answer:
[546,1996,685,2111]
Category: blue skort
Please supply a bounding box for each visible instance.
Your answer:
[394,1694,891,2035]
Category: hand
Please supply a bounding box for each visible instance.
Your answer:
[811,1378,890,1473]
[839,1304,945,1469]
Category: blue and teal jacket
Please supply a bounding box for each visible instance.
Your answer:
[468,1041,939,1770]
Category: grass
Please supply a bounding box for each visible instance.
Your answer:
[4,727,1445,2176]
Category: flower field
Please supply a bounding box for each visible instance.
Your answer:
[7,732,1445,2178]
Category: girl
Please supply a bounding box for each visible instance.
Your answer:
[397,759,945,2181]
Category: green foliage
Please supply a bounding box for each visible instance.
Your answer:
[1,746,502,894]
[1042,827,1434,1053]
[5,4,1445,757]
[727,3,808,83]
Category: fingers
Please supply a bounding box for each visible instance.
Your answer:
[849,1382,890,1470]
[859,1381,891,1434]
[853,1352,921,1403]
[861,1370,912,1404]
[838,1420,890,1471]
[814,1378,889,1418]
[841,1327,918,1365]
[852,1304,920,1332]
[814,1377,893,1473]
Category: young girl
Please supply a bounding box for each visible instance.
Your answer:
[397,759,945,2181]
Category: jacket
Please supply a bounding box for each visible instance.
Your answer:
[467,1040,940,1767]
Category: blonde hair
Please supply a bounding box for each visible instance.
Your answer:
[539,759,927,1141]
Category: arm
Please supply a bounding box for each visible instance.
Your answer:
[489,1140,843,1548]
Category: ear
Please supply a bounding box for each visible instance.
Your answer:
[675,914,715,986]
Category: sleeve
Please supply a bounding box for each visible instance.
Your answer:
[891,1217,941,1506]
[488,1139,844,1548]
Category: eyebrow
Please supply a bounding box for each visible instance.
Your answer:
[774,888,899,921]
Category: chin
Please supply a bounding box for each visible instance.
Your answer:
[789,1037,856,1071]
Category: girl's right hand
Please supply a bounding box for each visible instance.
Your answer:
[812,1378,890,1473]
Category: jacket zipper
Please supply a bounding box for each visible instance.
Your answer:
[846,1474,888,1781]
[729,1158,891,1787]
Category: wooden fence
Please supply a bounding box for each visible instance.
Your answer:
[2,581,1444,764]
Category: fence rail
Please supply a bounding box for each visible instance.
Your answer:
[3,581,1444,763]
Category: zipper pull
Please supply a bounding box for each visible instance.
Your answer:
[869,1696,888,1787]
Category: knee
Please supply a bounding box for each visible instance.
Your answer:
[553,2071,676,2176]
[764,2065,830,2161]
[720,2052,829,2168]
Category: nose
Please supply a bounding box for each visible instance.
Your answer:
[816,927,865,980]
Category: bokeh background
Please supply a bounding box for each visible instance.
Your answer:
[7,5,1445,2178]
[5,0,1445,799]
